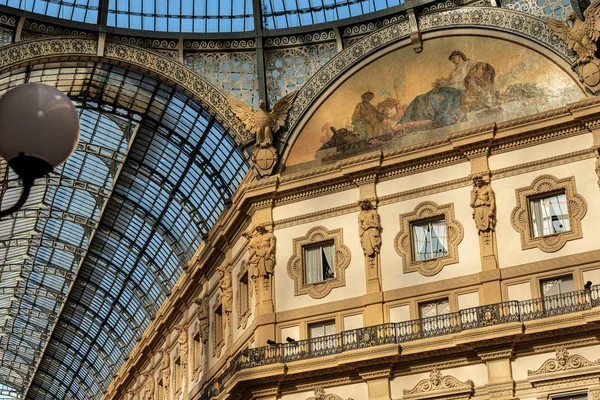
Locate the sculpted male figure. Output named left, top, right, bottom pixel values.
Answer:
left=358, top=200, right=382, bottom=259
left=470, top=176, right=496, bottom=233
left=217, top=265, right=233, bottom=316
left=245, top=225, right=276, bottom=280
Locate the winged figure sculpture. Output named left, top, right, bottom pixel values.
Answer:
left=547, top=3, right=600, bottom=64
left=228, top=91, right=297, bottom=148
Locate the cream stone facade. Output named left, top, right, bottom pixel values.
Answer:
left=3, top=0, right=600, bottom=398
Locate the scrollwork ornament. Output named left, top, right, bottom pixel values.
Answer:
left=527, top=347, right=600, bottom=375
left=306, top=387, right=354, bottom=400
left=404, top=369, right=474, bottom=396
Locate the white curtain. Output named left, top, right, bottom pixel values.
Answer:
left=305, top=246, right=323, bottom=284
left=531, top=194, right=570, bottom=237
left=430, top=220, right=448, bottom=256
left=413, top=224, right=428, bottom=261
left=322, top=244, right=336, bottom=278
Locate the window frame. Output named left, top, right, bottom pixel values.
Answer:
left=511, top=175, right=586, bottom=253
left=394, top=201, right=463, bottom=276
left=411, top=217, right=449, bottom=262
left=303, top=240, right=337, bottom=284
left=528, top=190, right=571, bottom=238
left=212, top=299, right=225, bottom=358
left=287, top=226, right=351, bottom=299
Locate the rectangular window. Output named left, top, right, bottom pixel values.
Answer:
left=541, top=275, right=575, bottom=312
left=304, top=241, right=336, bottom=284
left=419, top=299, right=451, bottom=333
left=308, top=320, right=337, bottom=352
left=157, top=379, right=164, bottom=400
left=193, top=331, right=202, bottom=374
left=215, top=305, right=223, bottom=344
left=529, top=192, right=570, bottom=237
left=174, top=357, right=182, bottom=394
left=550, top=391, right=588, bottom=400
left=412, top=219, right=448, bottom=261
left=240, top=272, right=249, bottom=313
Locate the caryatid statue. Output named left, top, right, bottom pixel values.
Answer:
left=194, top=295, right=209, bottom=343
left=243, top=225, right=276, bottom=281
left=228, top=92, right=297, bottom=176
left=470, top=176, right=496, bottom=235
left=140, top=372, right=154, bottom=400
left=358, top=200, right=382, bottom=266
left=217, top=265, right=233, bottom=317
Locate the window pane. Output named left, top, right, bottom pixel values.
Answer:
left=304, top=242, right=335, bottom=284
left=541, top=275, right=574, bottom=297
left=530, top=193, right=570, bottom=237
left=412, top=219, right=448, bottom=261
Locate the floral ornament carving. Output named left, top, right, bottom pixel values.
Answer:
left=287, top=226, right=351, bottom=299
left=358, top=200, right=382, bottom=268
left=527, top=348, right=600, bottom=376
left=394, top=201, right=464, bottom=276
left=306, top=387, right=354, bottom=400
left=404, top=369, right=474, bottom=399
left=511, top=175, right=586, bottom=253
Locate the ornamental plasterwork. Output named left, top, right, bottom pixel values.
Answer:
left=287, top=226, right=351, bottom=299
left=283, top=7, right=575, bottom=141
left=510, top=175, right=586, bottom=253
left=394, top=201, right=464, bottom=276
left=236, top=260, right=253, bottom=329
left=306, top=387, right=354, bottom=400
left=0, top=37, right=248, bottom=145
left=184, top=39, right=256, bottom=50
left=403, top=369, right=474, bottom=400
left=528, top=348, right=600, bottom=376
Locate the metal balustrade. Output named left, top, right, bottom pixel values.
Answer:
left=198, top=286, right=600, bottom=399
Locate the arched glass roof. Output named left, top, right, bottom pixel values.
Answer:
left=0, top=0, right=404, bottom=32
left=0, top=61, right=248, bottom=399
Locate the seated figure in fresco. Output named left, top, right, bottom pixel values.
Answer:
left=352, top=91, right=386, bottom=140
left=399, top=50, right=497, bottom=127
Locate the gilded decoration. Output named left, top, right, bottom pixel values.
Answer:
left=546, top=0, right=600, bottom=93
left=229, top=91, right=297, bottom=176
left=528, top=348, right=600, bottom=376
left=236, top=260, right=253, bottom=329
left=287, top=226, right=351, bottom=299
left=212, top=294, right=226, bottom=358
left=394, top=201, right=464, bottom=276
left=306, top=387, right=354, bottom=400
left=403, top=369, right=474, bottom=400
left=510, top=175, right=587, bottom=252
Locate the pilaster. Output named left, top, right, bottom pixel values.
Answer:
left=359, top=368, right=392, bottom=400
left=478, top=347, right=517, bottom=400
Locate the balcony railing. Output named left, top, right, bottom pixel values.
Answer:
left=198, top=285, right=600, bottom=400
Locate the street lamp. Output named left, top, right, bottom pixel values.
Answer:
left=0, top=83, right=80, bottom=218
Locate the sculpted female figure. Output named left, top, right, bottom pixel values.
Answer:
left=358, top=200, right=382, bottom=260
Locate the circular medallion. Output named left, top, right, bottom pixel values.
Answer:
left=582, top=61, right=600, bottom=87
left=255, top=147, right=277, bottom=170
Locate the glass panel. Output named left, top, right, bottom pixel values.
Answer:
left=304, top=241, right=335, bottom=284
left=530, top=193, right=570, bottom=237
left=412, top=219, right=448, bottom=261
left=419, top=299, right=450, bottom=333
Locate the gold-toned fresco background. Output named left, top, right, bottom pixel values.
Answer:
left=285, top=36, right=584, bottom=169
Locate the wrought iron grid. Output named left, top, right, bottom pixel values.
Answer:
left=0, top=61, right=248, bottom=399
left=200, top=286, right=600, bottom=400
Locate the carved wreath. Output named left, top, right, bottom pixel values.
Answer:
left=287, top=226, right=351, bottom=299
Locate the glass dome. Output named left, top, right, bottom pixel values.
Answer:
left=0, top=0, right=405, bottom=32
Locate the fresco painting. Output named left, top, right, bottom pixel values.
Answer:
left=285, top=36, right=585, bottom=169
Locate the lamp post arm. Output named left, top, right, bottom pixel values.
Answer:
left=0, top=178, right=33, bottom=218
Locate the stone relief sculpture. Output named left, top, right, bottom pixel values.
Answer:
left=160, top=350, right=170, bottom=395
left=547, top=0, right=600, bottom=93
left=358, top=200, right=382, bottom=268
left=174, top=325, right=188, bottom=363
left=194, top=296, right=210, bottom=343
left=217, top=265, right=233, bottom=319
left=528, top=347, right=600, bottom=375
left=404, top=369, right=474, bottom=398
left=140, top=372, right=154, bottom=400
left=470, top=176, right=495, bottom=237
left=306, top=387, right=354, bottom=400
left=228, top=92, right=297, bottom=176
left=243, top=225, right=276, bottom=282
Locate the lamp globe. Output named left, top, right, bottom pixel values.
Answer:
left=0, top=83, right=79, bottom=182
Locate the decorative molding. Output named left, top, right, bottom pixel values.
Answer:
left=287, top=226, right=351, bottom=299
left=403, top=369, right=474, bottom=400
left=510, top=175, right=587, bottom=253
left=306, top=387, right=354, bottom=400
left=236, top=260, right=253, bottom=329
left=528, top=348, right=600, bottom=376
left=394, top=201, right=464, bottom=276
left=184, top=39, right=256, bottom=50
left=274, top=203, right=360, bottom=230
left=265, top=31, right=336, bottom=47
